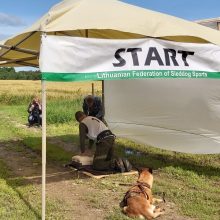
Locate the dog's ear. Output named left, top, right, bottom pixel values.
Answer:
left=148, top=168, right=153, bottom=174
left=136, top=167, right=153, bottom=174
left=135, top=167, right=143, bottom=174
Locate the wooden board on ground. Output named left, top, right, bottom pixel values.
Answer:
left=80, top=170, right=138, bottom=179
left=67, top=164, right=138, bottom=179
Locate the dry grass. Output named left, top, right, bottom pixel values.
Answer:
left=0, top=80, right=102, bottom=99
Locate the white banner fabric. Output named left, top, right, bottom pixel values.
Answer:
left=105, top=79, right=220, bottom=154
left=40, top=35, right=220, bottom=81
left=40, top=35, right=220, bottom=153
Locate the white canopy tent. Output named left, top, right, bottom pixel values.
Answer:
left=1, top=0, right=220, bottom=219
left=2, top=0, right=220, bottom=67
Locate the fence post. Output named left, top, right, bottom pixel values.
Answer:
left=92, top=83, right=94, bottom=96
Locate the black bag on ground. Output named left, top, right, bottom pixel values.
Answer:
left=114, top=157, right=132, bottom=173
left=122, top=158, right=132, bottom=172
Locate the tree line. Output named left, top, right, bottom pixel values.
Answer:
left=0, top=67, right=41, bottom=80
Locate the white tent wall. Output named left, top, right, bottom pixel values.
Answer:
left=105, top=79, right=220, bottom=154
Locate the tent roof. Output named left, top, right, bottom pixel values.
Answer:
left=1, top=0, right=220, bottom=67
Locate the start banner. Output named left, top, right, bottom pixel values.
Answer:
left=40, top=35, right=220, bottom=81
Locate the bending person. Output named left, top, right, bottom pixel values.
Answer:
left=75, top=111, right=115, bottom=171
left=75, top=111, right=132, bottom=172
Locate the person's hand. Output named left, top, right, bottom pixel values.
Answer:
left=79, top=152, right=87, bottom=156
left=30, top=104, right=35, bottom=110
left=79, top=149, right=94, bottom=156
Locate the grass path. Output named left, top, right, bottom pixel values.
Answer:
left=0, top=106, right=219, bottom=219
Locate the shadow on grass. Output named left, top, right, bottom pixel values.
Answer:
left=116, top=143, right=220, bottom=178
left=0, top=134, right=85, bottom=185
left=0, top=159, right=41, bottom=219
left=1, top=134, right=220, bottom=186
left=6, top=178, right=42, bottom=220
left=0, top=134, right=92, bottom=219
left=22, top=133, right=220, bottom=179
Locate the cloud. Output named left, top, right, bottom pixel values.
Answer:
left=0, top=33, right=11, bottom=41
left=0, top=12, right=26, bottom=27
left=15, top=67, right=39, bottom=72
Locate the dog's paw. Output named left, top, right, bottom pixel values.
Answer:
left=153, top=198, right=163, bottom=203
left=154, top=207, right=165, bottom=213
left=122, top=206, right=128, bottom=213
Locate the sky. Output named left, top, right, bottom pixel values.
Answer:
left=1, top=0, right=220, bottom=41
left=0, top=0, right=220, bottom=70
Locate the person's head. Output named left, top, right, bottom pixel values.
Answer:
left=75, top=111, right=86, bottom=122
left=85, top=95, right=94, bottom=108
left=32, top=96, right=40, bottom=104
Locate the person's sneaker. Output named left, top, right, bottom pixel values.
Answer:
left=122, top=158, right=132, bottom=172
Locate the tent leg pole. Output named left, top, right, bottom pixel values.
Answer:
left=41, top=80, right=47, bottom=220
left=102, top=80, right=105, bottom=116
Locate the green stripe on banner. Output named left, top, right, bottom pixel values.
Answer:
left=41, top=70, right=220, bottom=81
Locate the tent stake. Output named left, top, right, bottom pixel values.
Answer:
left=41, top=80, right=47, bottom=220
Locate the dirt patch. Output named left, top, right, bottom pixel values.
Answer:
left=0, top=140, right=106, bottom=220
left=48, top=137, right=78, bottom=153
left=0, top=140, right=195, bottom=220
left=158, top=202, right=193, bottom=220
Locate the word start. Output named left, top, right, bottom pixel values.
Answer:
left=112, top=47, right=195, bottom=67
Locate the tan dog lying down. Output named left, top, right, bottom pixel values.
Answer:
left=72, top=155, right=94, bottom=166
left=120, top=168, right=164, bottom=219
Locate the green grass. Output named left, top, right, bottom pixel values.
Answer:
left=154, top=166, right=220, bottom=219
left=0, top=92, right=34, bottom=105
left=47, top=98, right=82, bottom=124
left=0, top=97, right=220, bottom=220
left=0, top=159, right=67, bottom=220
left=1, top=97, right=83, bottom=125
left=0, top=108, right=74, bottom=164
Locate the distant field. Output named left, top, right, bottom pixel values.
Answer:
left=0, top=80, right=102, bottom=123
left=0, top=80, right=102, bottom=104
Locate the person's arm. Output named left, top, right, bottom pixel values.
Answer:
left=79, top=123, right=88, bottom=153
left=82, top=99, right=88, bottom=115
left=27, top=103, right=31, bottom=113
left=95, top=98, right=104, bottom=119
left=27, top=102, right=34, bottom=113
left=37, top=102, right=42, bottom=111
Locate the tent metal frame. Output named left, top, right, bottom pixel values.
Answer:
left=41, top=80, right=46, bottom=220
left=0, top=31, right=39, bottom=67
left=0, top=56, right=38, bottom=66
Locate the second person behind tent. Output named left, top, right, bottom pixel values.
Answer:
left=82, top=95, right=104, bottom=121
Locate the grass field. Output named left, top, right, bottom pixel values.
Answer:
left=0, top=80, right=219, bottom=220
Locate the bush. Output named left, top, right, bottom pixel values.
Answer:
left=0, top=67, right=40, bottom=80
left=47, top=98, right=83, bottom=124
